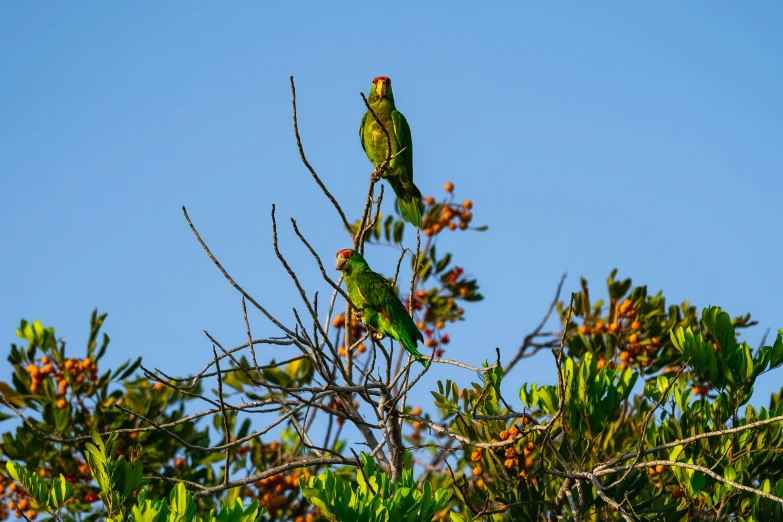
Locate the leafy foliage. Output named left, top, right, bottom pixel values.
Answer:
left=301, top=453, right=450, bottom=522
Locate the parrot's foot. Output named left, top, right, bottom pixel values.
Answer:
left=372, top=331, right=385, bottom=340
left=371, top=163, right=389, bottom=182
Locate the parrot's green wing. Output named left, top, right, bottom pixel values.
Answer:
left=355, top=272, right=426, bottom=364
left=359, top=112, right=368, bottom=154
left=391, top=110, right=413, bottom=180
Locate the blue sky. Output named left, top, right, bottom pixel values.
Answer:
left=2, top=2, right=782, bottom=412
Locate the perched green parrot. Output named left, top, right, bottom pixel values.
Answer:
left=335, top=248, right=428, bottom=366
left=360, top=76, right=423, bottom=227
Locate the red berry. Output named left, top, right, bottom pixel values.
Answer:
left=441, top=334, right=450, bottom=344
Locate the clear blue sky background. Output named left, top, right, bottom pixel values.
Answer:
left=2, top=3, right=782, bottom=411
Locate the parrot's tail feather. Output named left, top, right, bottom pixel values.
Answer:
left=399, top=332, right=428, bottom=367
left=398, top=197, right=423, bottom=228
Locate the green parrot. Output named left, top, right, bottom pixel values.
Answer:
left=360, top=76, right=423, bottom=227
left=336, top=248, right=428, bottom=366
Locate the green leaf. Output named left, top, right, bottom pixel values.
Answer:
left=690, top=472, right=706, bottom=491
left=47, top=475, right=73, bottom=510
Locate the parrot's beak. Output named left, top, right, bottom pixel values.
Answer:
left=336, top=256, right=346, bottom=271
left=377, top=81, right=388, bottom=98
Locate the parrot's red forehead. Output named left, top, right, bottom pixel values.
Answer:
left=373, top=76, right=391, bottom=84
left=337, top=249, right=353, bottom=258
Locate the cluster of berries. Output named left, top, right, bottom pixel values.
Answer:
left=26, top=356, right=98, bottom=405
left=421, top=182, right=473, bottom=237
left=470, top=419, right=538, bottom=486
left=2, top=477, right=36, bottom=520
left=328, top=398, right=360, bottom=425
left=578, top=299, right=664, bottom=371
left=252, top=469, right=314, bottom=520
left=416, top=314, right=450, bottom=357
left=408, top=406, right=424, bottom=442
left=331, top=314, right=369, bottom=357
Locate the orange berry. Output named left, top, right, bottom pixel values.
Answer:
left=447, top=222, right=456, bottom=230
left=648, top=467, right=657, bottom=476
left=631, top=320, right=641, bottom=330
left=462, top=200, right=473, bottom=210
left=712, top=342, right=720, bottom=352
left=25, top=511, right=36, bottom=520
left=618, top=363, right=628, bottom=371
left=356, top=343, right=367, bottom=353
left=412, top=406, right=422, bottom=415
left=651, top=337, right=660, bottom=346
left=16, top=499, right=28, bottom=510
left=499, top=430, right=510, bottom=440
left=508, top=426, right=519, bottom=437
left=608, top=323, right=620, bottom=333
left=655, top=464, right=665, bottom=474
left=459, top=287, right=468, bottom=296
left=470, top=451, right=482, bottom=463
left=435, top=320, right=445, bottom=329
left=40, top=357, right=50, bottom=365
left=425, top=196, right=435, bottom=206
left=412, top=421, right=422, bottom=430
left=691, top=386, right=701, bottom=396
left=595, top=321, right=605, bottom=332
left=518, top=469, right=527, bottom=479
left=444, top=182, right=454, bottom=192
left=332, top=315, right=345, bottom=328
left=457, top=307, right=465, bottom=315
left=432, top=223, right=442, bottom=233
left=153, top=382, right=165, bottom=393
left=458, top=222, right=468, bottom=230
left=460, top=211, right=473, bottom=223
left=629, top=334, right=639, bottom=343
left=337, top=348, right=347, bottom=357
left=504, top=448, right=517, bottom=458
left=596, top=359, right=606, bottom=370
left=472, top=465, right=483, bottom=476
left=416, top=289, right=427, bottom=299
left=423, top=227, right=433, bottom=236
left=525, top=441, right=535, bottom=451
left=619, top=351, right=630, bottom=362
left=524, top=457, right=535, bottom=470
left=56, top=399, right=67, bottom=409
left=475, top=478, right=485, bottom=488
left=578, top=325, right=588, bottom=334
left=504, top=458, right=516, bottom=469
left=26, top=364, right=39, bottom=376
left=424, top=338, right=437, bottom=348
